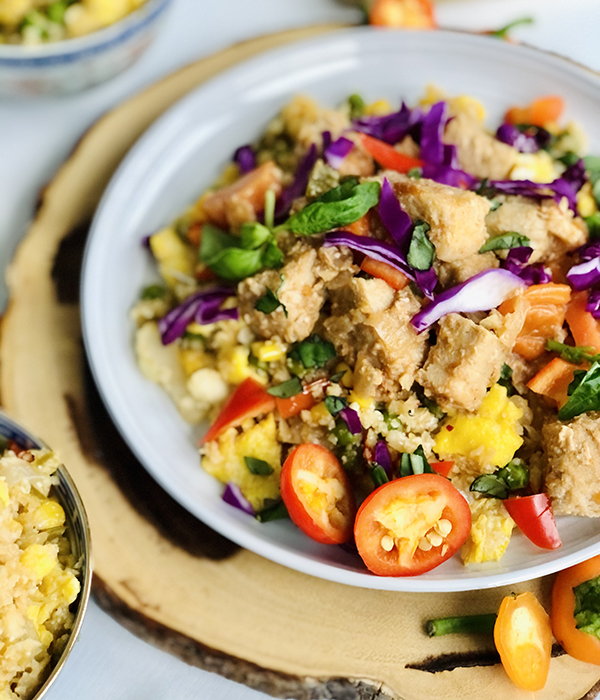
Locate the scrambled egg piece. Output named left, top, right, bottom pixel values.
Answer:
left=201, top=414, right=281, bottom=511
left=462, top=498, right=515, bottom=564
left=434, top=384, right=523, bottom=468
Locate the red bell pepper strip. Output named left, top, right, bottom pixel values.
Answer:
left=357, top=132, right=423, bottom=173
left=200, top=377, right=275, bottom=444
left=504, top=493, right=562, bottom=550
left=430, top=460, right=454, bottom=478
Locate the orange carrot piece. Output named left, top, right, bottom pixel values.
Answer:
left=527, top=357, right=578, bottom=408
left=360, top=257, right=409, bottom=290
left=345, top=214, right=371, bottom=237
left=505, top=95, right=564, bottom=127
left=565, top=291, right=600, bottom=354
left=368, top=0, right=437, bottom=28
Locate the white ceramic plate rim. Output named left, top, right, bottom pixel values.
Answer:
left=82, top=26, right=600, bottom=592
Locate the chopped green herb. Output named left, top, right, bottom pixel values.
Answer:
left=141, top=284, right=167, bottom=300
left=407, top=167, right=422, bottom=180
left=255, top=499, right=289, bottom=522
left=332, top=419, right=360, bottom=447
left=470, top=458, right=529, bottom=499
left=348, top=94, right=365, bottom=120
left=399, top=445, right=433, bottom=477
left=329, top=370, right=346, bottom=383
left=585, top=212, right=600, bottom=240
left=244, top=456, right=274, bottom=476
left=489, top=199, right=502, bottom=212
left=574, top=575, right=600, bottom=640
left=413, top=384, right=445, bottom=420
left=470, top=474, right=509, bottom=499
left=498, top=363, right=515, bottom=396
left=267, top=377, right=303, bottom=399
left=255, top=288, right=286, bottom=315
left=558, top=151, right=581, bottom=168
left=546, top=339, right=597, bottom=365
left=479, top=232, right=530, bottom=253
left=407, top=221, right=435, bottom=271
left=559, top=362, right=600, bottom=420
left=324, top=395, right=348, bottom=417
left=280, top=179, right=381, bottom=235
left=288, top=334, right=336, bottom=369
left=370, top=464, right=389, bottom=488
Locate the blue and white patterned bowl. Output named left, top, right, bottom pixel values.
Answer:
left=0, top=410, right=92, bottom=699
left=0, top=0, right=172, bottom=96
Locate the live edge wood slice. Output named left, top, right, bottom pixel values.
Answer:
left=2, top=24, right=600, bottom=700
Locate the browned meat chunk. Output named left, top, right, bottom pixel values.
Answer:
left=417, top=314, right=507, bottom=412
left=444, top=111, right=518, bottom=180
left=543, top=413, right=600, bottom=517
left=323, top=277, right=427, bottom=399
left=485, top=195, right=587, bottom=263
left=384, top=171, right=491, bottom=262
left=237, top=240, right=355, bottom=343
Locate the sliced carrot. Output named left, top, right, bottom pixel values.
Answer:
left=368, top=0, right=436, bottom=28
left=357, top=132, right=423, bottom=173
left=202, top=161, right=282, bottom=230
left=504, top=95, right=564, bottom=127
left=360, top=257, right=409, bottom=290
left=275, top=391, right=316, bottom=420
left=526, top=357, right=579, bottom=408
left=345, top=214, right=371, bottom=237
left=498, top=283, right=571, bottom=361
left=565, top=290, right=600, bottom=353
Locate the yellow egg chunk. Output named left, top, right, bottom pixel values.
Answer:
left=201, top=413, right=281, bottom=511
left=434, top=384, right=523, bottom=468
left=462, top=498, right=515, bottom=564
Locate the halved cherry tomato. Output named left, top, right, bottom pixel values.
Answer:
left=354, top=474, right=471, bottom=576
left=430, top=460, right=454, bottom=478
left=200, top=377, right=275, bottom=445
left=504, top=493, right=562, bottom=550
left=551, top=555, right=600, bottom=665
left=369, top=0, right=437, bottom=29
left=280, top=444, right=356, bottom=545
left=357, top=132, right=423, bottom=173
left=494, top=591, right=552, bottom=691
left=360, top=257, right=409, bottom=290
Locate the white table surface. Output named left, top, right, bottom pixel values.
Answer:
left=3, top=0, right=600, bottom=698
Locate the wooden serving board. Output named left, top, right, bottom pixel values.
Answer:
left=3, top=24, right=600, bottom=700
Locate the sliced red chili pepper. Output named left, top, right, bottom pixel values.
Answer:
left=503, top=493, right=562, bottom=550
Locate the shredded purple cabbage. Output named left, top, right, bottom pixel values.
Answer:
left=420, top=102, right=455, bottom=166
left=579, top=239, right=600, bottom=261
left=340, top=406, right=362, bottom=435
left=421, top=162, right=478, bottom=189
left=324, top=135, right=354, bottom=170
left=158, top=286, right=238, bottom=344
left=410, top=268, right=526, bottom=333
left=275, top=143, right=318, bottom=219
left=503, top=247, right=552, bottom=285
left=566, top=257, right=600, bottom=291
left=222, top=482, right=255, bottom=515
left=352, top=102, right=422, bottom=144
left=495, top=123, right=551, bottom=153
left=233, top=145, right=256, bottom=174
left=378, top=177, right=412, bottom=250
left=486, top=173, right=581, bottom=213
left=374, top=440, right=392, bottom=477
left=587, top=289, right=600, bottom=319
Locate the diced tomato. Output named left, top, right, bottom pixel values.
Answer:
left=503, top=493, right=562, bottom=550
left=551, top=555, right=600, bottom=665
left=354, top=474, right=471, bottom=576
left=357, top=132, right=423, bottom=173
left=202, top=161, right=282, bottom=230
left=280, top=444, right=356, bottom=545
left=275, top=391, right=316, bottom=420
left=360, top=257, right=409, bottom=290
left=494, top=591, right=552, bottom=691
left=369, top=0, right=436, bottom=29
left=200, top=377, right=275, bottom=445
left=430, top=460, right=454, bottom=478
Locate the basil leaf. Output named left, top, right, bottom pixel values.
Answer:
left=370, top=464, right=389, bottom=488
left=558, top=362, right=600, bottom=420
left=255, top=288, right=285, bottom=315
left=546, top=339, right=598, bottom=365
left=282, top=180, right=381, bottom=235
left=289, top=334, right=337, bottom=369
left=324, top=395, right=348, bottom=416
left=584, top=155, right=600, bottom=185
left=267, top=377, right=302, bottom=398
left=400, top=445, right=433, bottom=477
left=261, top=240, right=284, bottom=269
left=479, top=232, right=530, bottom=253
left=240, top=222, right=272, bottom=249
left=413, top=384, right=445, bottom=420
left=204, top=247, right=264, bottom=282
left=255, top=499, right=289, bottom=522
left=244, top=456, right=274, bottom=476
left=470, top=474, right=509, bottom=499
left=329, top=370, right=345, bottom=383
left=496, top=459, right=529, bottom=491
left=200, top=223, right=238, bottom=260
left=498, top=363, right=515, bottom=396
left=407, top=221, right=435, bottom=271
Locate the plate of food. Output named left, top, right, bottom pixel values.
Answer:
left=81, top=25, right=600, bottom=591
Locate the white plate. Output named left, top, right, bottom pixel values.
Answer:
left=82, top=26, right=600, bottom=592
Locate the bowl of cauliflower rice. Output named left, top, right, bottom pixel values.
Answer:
left=0, top=0, right=172, bottom=95
left=0, top=411, right=91, bottom=699
left=82, top=27, right=600, bottom=591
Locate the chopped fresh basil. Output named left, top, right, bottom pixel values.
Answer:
left=498, top=363, right=515, bottom=396
left=370, top=464, right=389, bottom=488
left=255, top=499, right=289, bottom=522
left=558, top=362, right=600, bottom=421
left=407, top=167, right=422, bottom=180
left=489, top=199, right=502, bottom=212
left=574, top=575, right=600, bottom=640
left=559, top=151, right=582, bottom=168
left=324, top=395, right=348, bottom=417
left=479, top=232, right=530, bottom=253
left=586, top=212, right=600, bottom=240
left=329, top=370, right=346, bottom=383
left=240, top=221, right=272, bottom=249
left=255, top=288, right=286, bottom=316
left=470, top=459, right=530, bottom=498
left=470, top=474, right=509, bottom=499
left=348, top=94, right=365, bottom=120
left=267, top=377, right=303, bottom=399
left=280, top=179, right=381, bottom=235
left=413, top=384, right=445, bottom=420
left=141, top=284, right=167, bottom=300
left=407, top=221, right=435, bottom=271
left=399, top=445, right=433, bottom=477
left=332, top=418, right=360, bottom=447
left=244, top=456, right=274, bottom=476
left=546, top=339, right=598, bottom=365
left=288, top=334, right=336, bottom=370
